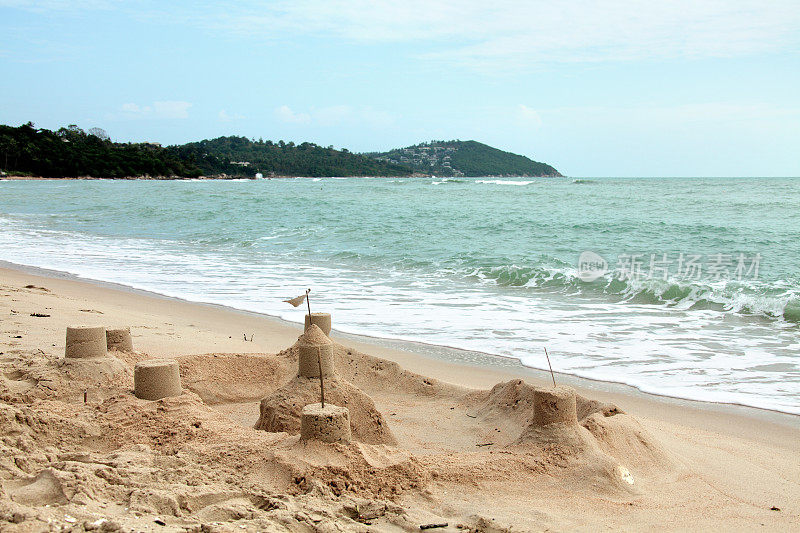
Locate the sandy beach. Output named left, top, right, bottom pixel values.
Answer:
left=0, top=264, right=798, bottom=532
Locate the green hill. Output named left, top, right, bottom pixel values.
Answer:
left=366, top=140, right=561, bottom=177
left=170, top=136, right=411, bottom=178
left=0, top=124, right=560, bottom=179
left=0, top=123, right=200, bottom=179
left=0, top=124, right=413, bottom=178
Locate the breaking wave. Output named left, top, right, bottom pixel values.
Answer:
left=465, top=260, right=800, bottom=323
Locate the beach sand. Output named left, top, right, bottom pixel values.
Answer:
left=0, top=264, right=798, bottom=531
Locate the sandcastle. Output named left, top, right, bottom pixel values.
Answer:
left=304, top=312, right=332, bottom=336
left=134, top=359, right=182, bottom=401
left=514, top=384, right=603, bottom=451
left=300, top=403, right=352, bottom=443
left=255, top=324, right=395, bottom=445
left=62, top=326, right=128, bottom=382
left=106, top=327, right=134, bottom=352
left=515, top=385, right=581, bottom=441
left=65, top=326, right=108, bottom=359
left=298, top=323, right=335, bottom=377
left=533, top=385, right=579, bottom=426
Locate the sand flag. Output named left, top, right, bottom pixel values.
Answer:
left=284, top=293, right=307, bottom=307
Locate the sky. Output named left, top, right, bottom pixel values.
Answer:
left=1, top=0, right=799, bottom=177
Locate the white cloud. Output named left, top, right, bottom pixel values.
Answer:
left=312, top=105, right=349, bottom=126
left=119, top=100, right=192, bottom=119
left=153, top=101, right=191, bottom=119
left=191, top=0, right=800, bottom=68
left=518, top=105, right=542, bottom=127
left=274, top=104, right=395, bottom=127
left=275, top=105, right=311, bottom=124
left=218, top=109, right=245, bottom=122
left=25, top=1, right=796, bottom=69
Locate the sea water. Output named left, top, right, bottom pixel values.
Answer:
left=1, top=176, right=798, bottom=413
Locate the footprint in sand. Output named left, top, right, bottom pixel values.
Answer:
left=23, top=285, right=50, bottom=292
left=2, top=370, right=38, bottom=393
left=8, top=470, right=68, bottom=506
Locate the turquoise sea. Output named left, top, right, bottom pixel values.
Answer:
left=1, top=176, right=798, bottom=413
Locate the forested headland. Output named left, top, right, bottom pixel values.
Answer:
left=0, top=123, right=561, bottom=179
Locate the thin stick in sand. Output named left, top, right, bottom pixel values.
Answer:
left=306, top=288, right=325, bottom=408
left=544, top=347, right=556, bottom=387
left=317, top=346, right=325, bottom=408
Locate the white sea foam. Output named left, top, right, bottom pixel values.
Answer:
left=1, top=217, right=797, bottom=415
left=475, top=179, right=534, bottom=185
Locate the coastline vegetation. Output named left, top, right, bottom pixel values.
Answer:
left=0, top=122, right=561, bottom=179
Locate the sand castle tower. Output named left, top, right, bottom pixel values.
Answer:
left=301, top=403, right=352, bottom=443
left=296, top=326, right=350, bottom=442
left=134, top=359, right=182, bottom=401
left=298, top=324, right=335, bottom=377
left=65, top=326, right=108, bottom=359
left=304, top=312, right=332, bottom=336
left=106, top=327, right=134, bottom=352
left=514, top=385, right=591, bottom=449
left=533, top=385, right=579, bottom=426
left=255, top=324, right=395, bottom=445
left=62, top=326, right=127, bottom=384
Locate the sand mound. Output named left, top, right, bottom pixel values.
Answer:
left=581, top=412, right=673, bottom=473
left=576, top=394, right=625, bottom=420
left=466, top=379, right=623, bottom=426
left=492, top=384, right=669, bottom=494
left=332, top=342, right=460, bottom=397
left=178, top=353, right=293, bottom=404
left=58, top=355, right=129, bottom=385
left=254, top=376, right=397, bottom=445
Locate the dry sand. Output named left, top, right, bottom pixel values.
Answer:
left=0, top=264, right=798, bottom=532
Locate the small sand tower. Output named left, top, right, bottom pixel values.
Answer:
left=514, top=384, right=586, bottom=447
left=304, top=312, right=332, bottom=336
left=533, top=385, right=579, bottom=426
left=65, top=326, right=108, bottom=359
left=106, top=327, right=134, bottom=352
left=298, top=324, right=335, bottom=378
left=301, top=403, right=352, bottom=443
left=62, top=325, right=128, bottom=383
left=134, top=359, right=182, bottom=401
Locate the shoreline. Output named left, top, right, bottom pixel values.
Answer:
left=2, top=259, right=797, bottom=439
left=1, top=174, right=563, bottom=181
left=2, top=259, right=799, bottom=530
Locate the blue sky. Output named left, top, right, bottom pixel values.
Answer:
left=1, top=0, right=799, bottom=176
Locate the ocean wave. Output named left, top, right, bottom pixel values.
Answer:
left=572, top=179, right=598, bottom=184
left=467, top=261, right=800, bottom=323
left=431, top=178, right=466, bottom=185
left=475, top=179, right=534, bottom=186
